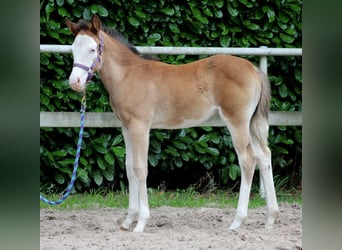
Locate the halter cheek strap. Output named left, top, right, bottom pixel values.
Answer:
left=73, top=33, right=104, bottom=83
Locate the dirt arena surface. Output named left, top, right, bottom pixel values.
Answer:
left=40, top=202, right=301, bottom=250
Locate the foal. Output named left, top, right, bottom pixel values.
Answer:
left=66, top=15, right=279, bottom=232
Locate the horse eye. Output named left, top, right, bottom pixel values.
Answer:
left=90, top=49, right=96, bottom=53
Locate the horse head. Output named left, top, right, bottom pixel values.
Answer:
left=66, top=15, right=104, bottom=92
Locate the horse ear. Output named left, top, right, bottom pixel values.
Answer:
left=91, top=15, right=102, bottom=34
left=65, top=19, right=80, bottom=35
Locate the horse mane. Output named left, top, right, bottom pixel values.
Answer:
left=76, top=20, right=157, bottom=61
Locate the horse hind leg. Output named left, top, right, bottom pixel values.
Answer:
left=224, top=122, right=257, bottom=230
left=256, top=147, right=279, bottom=229
left=254, top=142, right=279, bottom=228
left=251, top=117, right=279, bottom=229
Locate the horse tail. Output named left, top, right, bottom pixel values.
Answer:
left=250, top=69, right=271, bottom=145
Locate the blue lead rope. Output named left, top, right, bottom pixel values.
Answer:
left=40, top=94, right=86, bottom=205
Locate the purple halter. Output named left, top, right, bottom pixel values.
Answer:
left=73, top=33, right=104, bottom=83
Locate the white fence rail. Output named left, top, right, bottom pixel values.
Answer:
left=40, top=46, right=302, bottom=127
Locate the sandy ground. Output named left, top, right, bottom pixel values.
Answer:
left=40, top=202, right=301, bottom=250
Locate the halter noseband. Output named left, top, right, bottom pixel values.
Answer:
left=73, top=33, right=104, bottom=83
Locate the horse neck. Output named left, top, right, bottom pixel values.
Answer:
left=98, top=31, right=141, bottom=88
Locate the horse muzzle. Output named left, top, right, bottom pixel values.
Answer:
left=69, top=74, right=86, bottom=93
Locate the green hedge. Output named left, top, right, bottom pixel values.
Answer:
left=40, top=0, right=302, bottom=192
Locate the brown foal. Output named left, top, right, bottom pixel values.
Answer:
left=66, top=15, right=279, bottom=232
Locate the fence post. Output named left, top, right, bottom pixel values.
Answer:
left=258, top=46, right=268, bottom=198
left=259, top=46, right=268, bottom=76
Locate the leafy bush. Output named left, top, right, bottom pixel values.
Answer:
left=40, top=0, right=302, bottom=193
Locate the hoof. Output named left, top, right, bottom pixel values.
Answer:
left=119, top=225, right=130, bottom=231
left=229, top=216, right=246, bottom=230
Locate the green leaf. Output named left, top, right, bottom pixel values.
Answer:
left=180, top=151, right=190, bottom=161
left=103, top=167, right=114, bottom=181
left=134, top=10, right=146, bottom=18
left=150, top=139, right=161, bottom=153
left=169, top=23, right=180, bottom=33
left=210, top=134, right=220, bottom=144
left=230, top=27, right=242, bottom=33
left=194, top=144, right=206, bottom=154
left=80, top=157, right=88, bottom=167
left=228, top=151, right=236, bottom=162
left=56, top=0, right=64, bottom=7
left=93, top=144, right=107, bottom=154
left=112, top=134, right=123, bottom=146
left=90, top=4, right=97, bottom=14
left=215, top=0, right=224, bottom=8
left=112, top=146, right=126, bottom=158
left=58, top=7, right=67, bottom=16
left=174, top=158, right=183, bottom=168
left=104, top=152, right=115, bottom=165
left=218, top=156, right=227, bottom=165
left=41, top=94, right=49, bottom=106
left=279, top=11, right=289, bottom=23
left=148, top=33, right=161, bottom=42
left=173, top=140, right=187, bottom=150
left=295, top=68, right=302, bottom=82
left=97, top=5, right=108, bottom=17
left=97, top=156, right=107, bottom=170
left=243, top=20, right=260, bottom=31
left=201, top=127, right=212, bottom=132
left=279, top=84, right=288, bottom=98
left=53, top=150, right=67, bottom=157
left=229, top=164, right=240, bottom=181
left=284, top=28, right=297, bottom=36
left=197, top=134, right=210, bottom=146
left=54, top=173, right=65, bottom=184
left=255, top=36, right=271, bottom=45
left=161, top=7, right=174, bottom=16
left=149, top=154, right=159, bottom=167
left=40, top=55, right=50, bottom=65
left=77, top=168, right=89, bottom=184
left=221, top=166, right=230, bottom=184
left=273, top=145, right=289, bottom=154
left=165, top=146, right=180, bottom=157
left=93, top=170, right=103, bottom=186
left=267, top=9, right=276, bottom=22
left=294, top=129, right=302, bottom=143
left=255, top=9, right=264, bottom=19
left=271, top=37, right=282, bottom=45
left=219, top=35, right=231, bottom=47
left=239, top=0, right=253, bottom=7
left=192, top=8, right=209, bottom=24
left=83, top=8, right=92, bottom=20
left=280, top=33, right=295, bottom=43
left=207, top=147, right=219, bottom=156
left=128, top=16, right=140, bottom=27
left=72, top=7, right=82, bottom=18
left=214, top=9, right=223, bottom=18
left=228, top=7, right=238, bottom=17
left=289, top=4, right=301, bottom=14
left=203, top=8, right=213, bottom=17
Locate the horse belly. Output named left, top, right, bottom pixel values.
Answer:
left=151, top=105, right=218, bottom=129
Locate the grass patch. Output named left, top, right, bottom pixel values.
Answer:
left=40, top=187, right=301, bottom=210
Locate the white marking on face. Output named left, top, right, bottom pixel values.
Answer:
left=69, top=34, right=98, bottom=92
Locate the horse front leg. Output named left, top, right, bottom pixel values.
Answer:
left=122, top=121, right=150, bottom=232
left=120, top=127, right=139, bottom=230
